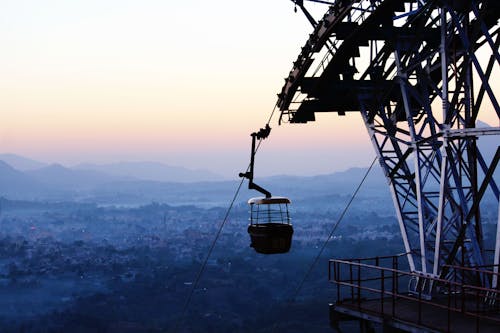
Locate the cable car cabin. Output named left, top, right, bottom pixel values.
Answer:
left=240, top=125, right=293, bottom=254
left=247, top=196, right=293, bottom=254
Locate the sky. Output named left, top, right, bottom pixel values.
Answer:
left=0, top=0, right=497, bottom=177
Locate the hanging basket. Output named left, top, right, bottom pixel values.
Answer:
left=247, top=197, right=293, bottom=254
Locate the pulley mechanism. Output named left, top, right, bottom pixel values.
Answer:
left=239, top=125, right=293, bottom=254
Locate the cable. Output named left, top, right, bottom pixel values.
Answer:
left=266, top=103, right=278, bottom=126
left=271, top=156, right=378, bottom=332
left=173, top=176, right=245, bottom=332
left=173, top=105, right=277, bottom=332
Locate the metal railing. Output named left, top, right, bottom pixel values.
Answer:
left=329, top=255, right=500, bottom=332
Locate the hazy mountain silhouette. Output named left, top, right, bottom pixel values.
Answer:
left=0, top=144, right=497, bottom=206
left=0, top=157, right=390, bottom=206
left=259, top=166, right=386, bottom=198
left=0, top=153, right=47, bottom=170
left=25, top=164, right=130, bottom=190
left=74, top=161, right=225, bottom=183
left=0, top=160, right=50, bottom=199
left=85, top=166, right=390, bottom=207
left=0, top=154, right=225, bottom=183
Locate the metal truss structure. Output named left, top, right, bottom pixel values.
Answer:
left=278, top=0, right=500, bottom=294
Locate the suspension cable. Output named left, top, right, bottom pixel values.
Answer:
left=271, top=156, right=378, bottom=332
left=266, top=103, right=278, bottom=126
left=174, top=104, right=278, bottom=332
left=173, top=175, right=245, bottom=332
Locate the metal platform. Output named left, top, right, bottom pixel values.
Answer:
left=329, top=255, right=500, bottom=332
left=330, top=297, right=500, bottom=333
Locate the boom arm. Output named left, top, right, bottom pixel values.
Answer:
left=239, top=125, right=272, bottom=198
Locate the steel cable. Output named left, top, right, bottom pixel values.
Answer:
left=173, top=104, right=277, bottom=332
left=271, top=156, right=378, bottom=332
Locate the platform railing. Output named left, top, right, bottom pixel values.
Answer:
left=329, top=256, right=500, bottom=332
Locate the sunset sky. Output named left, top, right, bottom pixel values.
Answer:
left=1, top=1, right=497, bottom=177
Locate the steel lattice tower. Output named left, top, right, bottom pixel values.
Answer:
left=278, top=0, right=499, bottom=292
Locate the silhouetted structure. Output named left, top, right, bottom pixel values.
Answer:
left=247, top=197, right=293, bottom=254
left=281, top=0, right=500, bottom=331
left=240, top=126, right=294, bottom=254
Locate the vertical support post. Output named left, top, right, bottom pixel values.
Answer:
left=381, top=269, right=385, bottom=315
left=395, top=49, right=427, bottom=273
left=357, top=261, right=361, bottom=308
left=461, top=283, right=465, bottom=313
left=476, top=288, right=480, bottom=333
left=350, top=264, right=354, bottom=302
left=392, top=264, right=396, bottom=318
left=359, top=104, right=416, bottom=273
left=434, top=6, right=449, bottom=278
left=434, top=130, right=448, bottom=276
left=493, top=200, right=500, bottom=289
left=440, top=7, right=449, bottom=124
left=336, top=262, right=341, bottom=302
left=395, top=257, right=399, bottom=298
left=447, top=281, right=451, bottom=332
left=418, top=279, right=422, bottom=325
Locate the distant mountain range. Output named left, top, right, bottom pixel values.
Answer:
left=0, top=153, right=48, bottom=171
left=0, top=153, right=391, bottom=206
left=25, top=164, right=129, bottom=190
left=74, top=161, right=224, bottom=183
left=0, top=160, right=43, bottom=197
left=0, top=122, right=497, bottom=207
left=0, top=154, right=225, bottom=183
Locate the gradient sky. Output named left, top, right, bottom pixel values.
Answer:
left=1, top=1, right=498, bottom=177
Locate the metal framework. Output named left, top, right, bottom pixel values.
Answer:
left=279, top=0, right=500, bottom=293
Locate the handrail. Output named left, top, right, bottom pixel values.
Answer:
left=329, top=256, right=500, bottom=332
left=339, top=252, right=409, bottom=262
left=444, top=264, right=500, bottom=278
left=331, top=259, right=500, bottom=293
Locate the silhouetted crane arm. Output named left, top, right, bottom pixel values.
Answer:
left=239, top=125, right=272, bottom=198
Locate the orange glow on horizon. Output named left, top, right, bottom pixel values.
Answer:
left=0, top=1, right=497, bottom=176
